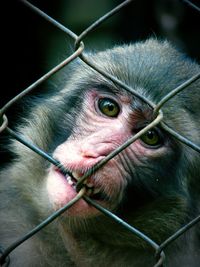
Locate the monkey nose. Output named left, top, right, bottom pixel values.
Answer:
left=81, top=142, right=114, bottom=158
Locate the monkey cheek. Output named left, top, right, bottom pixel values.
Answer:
left=46, top=170, right=74, bottom=209
left=46, top=169, right=101, bottom=217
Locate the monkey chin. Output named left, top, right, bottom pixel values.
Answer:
left=46, top=167, right=110, bottom=218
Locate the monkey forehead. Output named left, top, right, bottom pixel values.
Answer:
left=61, top=38, right=199, bottom=104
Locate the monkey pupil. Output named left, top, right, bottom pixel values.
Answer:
left=107, top=103, right=114, bottom=111
left=147, top=130, right=154, bottom=139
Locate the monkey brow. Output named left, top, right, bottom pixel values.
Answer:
left=81, top=78, right=136, bottom=99
left=92, top=83, right=120, bottom=94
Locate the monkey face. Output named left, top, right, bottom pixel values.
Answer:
left=45, top=87, right=175, bottom=219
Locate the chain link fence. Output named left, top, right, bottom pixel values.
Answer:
left=0, top=0, right=200, bottom=266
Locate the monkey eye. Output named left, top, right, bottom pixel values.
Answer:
left=140, top=129, right=162, bottom=147
left=97, top=98, right=120, bottom=117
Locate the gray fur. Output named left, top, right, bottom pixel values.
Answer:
left=0, top=39, right=200, bottom=266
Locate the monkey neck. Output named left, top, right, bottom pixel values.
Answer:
left=58, top=220, right=199, bottom=267
left=58, top=221, right=155, bottom=267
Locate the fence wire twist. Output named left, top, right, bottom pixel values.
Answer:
left=0, top=0, right=200, bottom=266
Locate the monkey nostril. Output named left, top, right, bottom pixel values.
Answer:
left=81, top=147, right=103, bottom=159
left=81, top=152, right=99, bottom=158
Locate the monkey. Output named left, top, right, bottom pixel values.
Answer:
left=0, top=39, right=200, bottom=267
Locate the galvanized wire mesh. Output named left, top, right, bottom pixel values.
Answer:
left=0, top=0, right=200, bottom=266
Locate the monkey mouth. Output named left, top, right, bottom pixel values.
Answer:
left=71, top=171, right=109, bottom=201
left=47, top=166, right=116, bottom=217
left=57, top=168, right=109, bottom=202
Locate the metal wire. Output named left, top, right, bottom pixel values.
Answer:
left=19, top=0, right=78, bottom=40
left=183, top=0, right=200, bottom=12
left=0, top=0, right=200, bottom=266
left=84, top=196, right=165, bottom=260
left=5, top=127, right=72, bottom=176
left=76, top=111, right=163, bottom=189
left=156, top=214, right=200, bottom=258
left=153, top=72, right=200, bottom=115
left=0, top=188, right=86, bottom=265
left=0, top=44, right=84, bottom=117
left=74, top=0, right=134, bottom=48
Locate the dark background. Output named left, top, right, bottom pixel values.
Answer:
left=1, top=0, right=200, bottom=164
left=2, top=0, right=200, bottom=106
